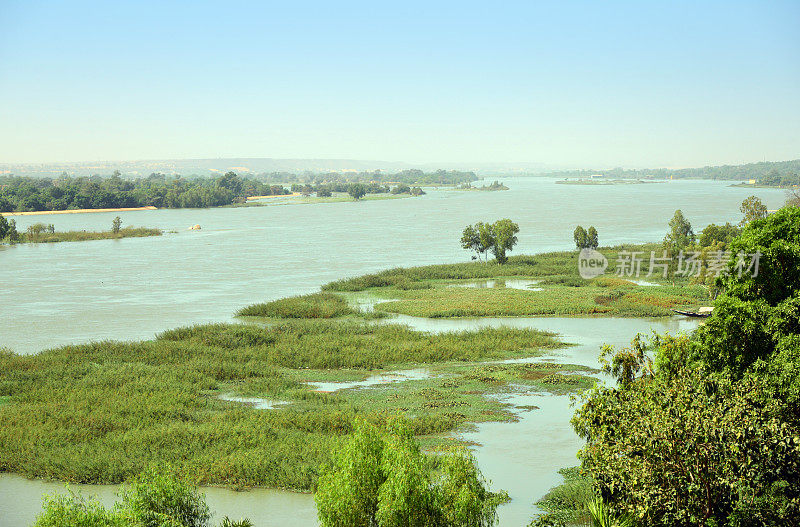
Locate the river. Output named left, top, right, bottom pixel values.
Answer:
left=0, top=177, right=785, bottom=525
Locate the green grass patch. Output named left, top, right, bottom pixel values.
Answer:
left=372, top=282, right=706, bottom=318
left=17, top=227, right=162, bottom=243
left=322, top=244, right=697, bottom=293
left=319, top=244, right=709, bottom=318
left=236, top=292, right=358, bottom=319
left=0, top=322, right=562, bottom=489
left=535, top=466, right=595, bottom=525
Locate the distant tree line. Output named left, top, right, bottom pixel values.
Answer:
left=260, top=169, right=477, bottom=186
left=0, top=171, right=290, bottom=212
left=545, top=159, right=800, bottom=181
left=756, top=169, right=800, bottom=187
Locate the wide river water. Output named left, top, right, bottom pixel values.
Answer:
left=0, top=177, right=787, bottom=526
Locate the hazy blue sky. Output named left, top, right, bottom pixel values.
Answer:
left=1, top=1, right=798, bottom=168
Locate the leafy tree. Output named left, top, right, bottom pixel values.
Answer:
left=490, top=219, right=519, bottom=264
left=662, top=209, right=695, bottom=255
left=586, top=227, right=598, bottom=250
left=476, top=222, right=495, bottom=261
left=317, top=187, right=332, bottom=198
left=461, top=225, right=482, bottom=261
left=316, top=419, right=501, bottom=527
left=119, top=468, right=211, bottom=527
left=697, top=222, right=740, bottom=247
left=573, top=343, right=800, bottom=527
left=348, top=183, right=367, bottom=200
left=0, top=215, right=9, bottom=240
left=574, top=209, right=800, bottom=526
left=694, top=206, right=800, bottom=376
left=573, top=226, right=588, bottom=250
left=112, top=216, right=122, bottom=234
left=739, top=195, right=768, bottom=226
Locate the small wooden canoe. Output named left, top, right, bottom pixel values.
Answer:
left=671, top=309, right=711, bottom=318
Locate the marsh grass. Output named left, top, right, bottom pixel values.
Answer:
left=235, top=292, right=358, bottom=318
left=535, top=466, right=595, bottom=525
left=19, top=227, right=162, bottom=243
left=371, top=283, right=706, bottom=318
left=321, top=244, right=706, bottom=317
left=0, top=322, right=561, bottom=489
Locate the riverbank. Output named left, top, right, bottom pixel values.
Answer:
left=0, top=206, right=158, bottom=216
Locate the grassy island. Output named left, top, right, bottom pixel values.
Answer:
left=0, top=243, right=709, bottom=493
left=0, top=217, right=162, bottom=244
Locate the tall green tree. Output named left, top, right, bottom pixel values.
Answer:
left=112, top=216, right=122, bottom=234
left=739, top=195, right=768, bottom=226
left=0, top=215, right=9, bottom=240
left=348, top=183, right=367, bottom=200
left=490, top=219, right=519, bottom=264
left=662, top=209, right=695, bottom=255
left=586, top=226, right=598, bottom=249
left=461, top=225, right=482, bottom=261
left=573, top=226, right=588, bottom=250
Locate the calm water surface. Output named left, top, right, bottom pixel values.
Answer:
left=0, top=177, right=779, bottom=525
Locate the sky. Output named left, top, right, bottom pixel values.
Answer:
left=0, top=1, right=798, bottom=168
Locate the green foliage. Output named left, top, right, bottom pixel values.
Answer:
left=490, top=219, right=519, bottom=264
left=34, top=493, right=126, bottom=527
left=316, top=419, right=500, bottom=527
left=34, top=471, right=253, bottom=527
left=574, top=210, right=800, bottom=526
left=347, top=183, right=367, bottom=200
left=739, top=195, right=768, bottom=226
left=15, top=226, right=162, bottom=244
left=0, top=172, right=290, bottom=212
left=236, top=293, right=357, bottom=318
left=0, top=321, right=557, bottom=488
left=697, top=222, right=740, bottom=248
left=534, top=467, right=594, bottom=525
left=544, top=158, right=800, bottom=182
left=112, top=216, right=122, bottom=234
left=0, top=214, right=10, bottom=239
left=574, top=226, right=599, bottom=250
left=573, top=352, right=800, bottom=526
left=757, top=168, right=800, bottom=187
left=662, top=209, right=695, bottom=255
left=587, top=226, right=598, bottom=249
left=460, top=220, right=519, bottom=264
left=694, top=206, right=800, bottom=377
left=586, top=499, right=634, bottom=527
left=120, top=468, right=211, bottom=527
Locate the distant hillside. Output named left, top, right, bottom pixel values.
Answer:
left=544, top=159, right=800, bottom=181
